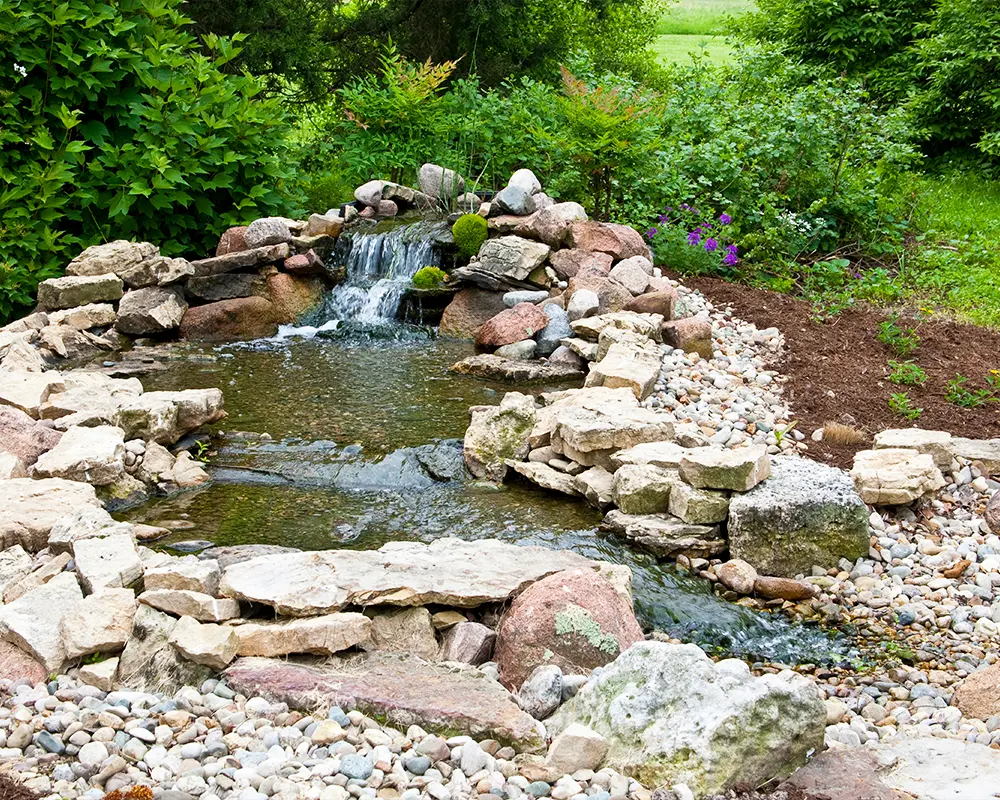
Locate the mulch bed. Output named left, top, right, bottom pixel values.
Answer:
left=679, top=276, right=1000, bottom=468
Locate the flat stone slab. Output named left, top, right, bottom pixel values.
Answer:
left=0, top=478, right=101, bottom=552
left=873, top=734, right=1000, bottom=799
left=601, top=510, right=724, bottom=559
left=225, top=654, right=544, bottom=751
left=450, top=355, right=583, bottom=382
left=220, top=538, right=597, bottom=616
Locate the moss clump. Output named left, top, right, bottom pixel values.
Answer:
left=452, top=213, right=488, bottom=259
left=411, top=266, right=448, bottom=289
left=555, top=604, right=621, bottom=655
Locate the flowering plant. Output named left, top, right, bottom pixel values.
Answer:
left=645, top=204, right=740, bottom=275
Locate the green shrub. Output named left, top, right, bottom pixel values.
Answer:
left=411, top=266, right=449, bottom=289
left=452, top=214, right=489, bottom=259
left=304, top=171, right=355, bottom=215
left=0, top=0, right=298, bottom=322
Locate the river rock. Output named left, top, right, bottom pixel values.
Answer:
left=516, top=664, right=563, bottom=719
left=585, top=339, right=661, bottom=400
left=475, top=303, right=549, bottom=348
left=418, top=164, right=464, bottom=199
left=369, top=607, right=439, bottom=660
left=601, top=510, right=725, bottom=558
left=37, top=274, right=124, bottom=311
left=496, top=568, right=643, bottom=690
left=0, top=369, right=65, bottom=418
left=548, top=641, right=825, bottom=796
left=0, top=406, right=62, bottom=466
left=0, top=572, right=83, bottom=671
left=717, top=559, right=758, bottom=595
left=494, top=339, right=537, bottom=360
left=679, top=445, right=770, bottom=492
left=169, top=616, right=238, bottom=670
left=73, top=533, right=142, bottom=593
left=564, top=222, right=650, bottom=260
left=494, top=184, right=536, bottom=216
left=661, top=317, right=713, bottom=360
left=464, top=392, right=536, bottom=480
left=117, top=604, right=212, bottom=693
left=31, top=424, right=126, bottom=485
left=440, top=288, right=508, bottom=338
left=115, top=286, right=188, bottom=335
left=62, top=588, right=137, bottom=660
left=508, top=461, right=580, bottom=496
left=477, top=237, right=551, bottom=282
left=144, top=557, right=221, bottom=595
left=354, top=179, right=387, bottom=207
left=48, top=303, right=117, bottom=330
left=439, top=622, right=495, bottom=665
left=0, top=478, right=101, bottom=551
left=544, top=724, right=609, bottom=778
left=873, top=428, right=954, bottom=469
left=450, top=354, right=583, bottom=382
left=611, top=464, right=674, bottom=514
left=728, top=456, right=869, bottom=577
left=188, top=243, right=290, bottom=278
left=550, top=250, right=612, bottom=280
left=623, top=289, right=677, bottom=320
left=220, top=538, right=596, bottom=616
left=245, top=217, right=293, bottom=248
left=234, top=613, right=372, bottom=657
left=139, top=589, right=240, bottom=622
left=566, top=289, right=600, bottom=322
left=548, top=345, right=586, bottom=371
left=851, top=448, right=946, bottom=505
left=267, top=272, right=324, bottom=322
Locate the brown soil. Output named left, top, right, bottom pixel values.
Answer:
left=679, top=276, right=1000, bottom=468
left=0, top=775, right=39, bottom=800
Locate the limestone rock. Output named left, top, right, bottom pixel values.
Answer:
left=234, top=613, right=372, bottom=657
left=0, top=369, right=65, bottom=418
left=368, top=607, right=439, bottom=660
left=585, top=340, right=661, bottom=401
left=601, top=510, right=725, bottom=559
left=551, top=405, right=674, bottom=465
left=668, top=481, right=730, bottom=524
left=115, top=286, right=187, bottom=335
left=508, top=461, right=580, bottom=496
left=139, top=589, right=240, bottom=622
left=623, top=289, right=677, bottom=320
left=117, top=605, right=212, bottom=694
left=244, top=217, right=293, bottom=248
left=611, top=464, right=675, bottom=514
left=0, top=453, right=26, bottom=480
left=185, top=273, right=256, bottom=303
left=564, top=222, right=650, bottom=260
left=144, top=557, right=221, bottom=595
left=495, top=568, right=642, bottom=689
left=220, top=538, right=597, bottom=617
left=0, top=572, right=83, bottom=671
left=189, top=243, right=290, bottom=278
left=115, top=388, right=224, bottom=444
left=450, top=354, right=583, bottom=382
left=729, top=456, right=869, bottom=577
left=851, top=448, right=946, bottom=505
left=463, top=392, right=536, bottom=481
left=73, top=533, right=142, bottom=594
left=717, top=559, right=758, bottom=595
left=477, top=237, right=551, bottom=282
left=78, top=658, right=118, bottom=692
left=612, top=441, right=692, bottom=469
left=865, top=734, right=1000, bottom=800
left=169, top=616, right=238, bottom=670
left=439, top=622, right=495, bottom=666
left=544, top=724, right=609, bottom=777
left=67, top=240, right=157, bottom=280
left=418, top=164, right=464, bottom=199
left=547, top=641, right=825, bottom=795
left=62, top=588, right=137, bottom=661
left=440, top=289, right=507, bottom=339
left=571, top=311, right=662, bottom=342
left=48, top=303, right=117, bottom=330
left=574, top=466, right=615, bottom=509
left=475, top=303, right=550, bottom=348
left=0, top=478, right=101, bottom=552
left=679, top=445, right=770, bottom=492
left=49, top=507, right=133, bottom=554
left=0, top=546, right=32, bottom=598
left=37, top=274, right=124, bottom=311
left=302, top=213, right=344, bottom=238
left=31, top=424, right=126, bottom=485
left=952, top=661, right=1000, bottom=721
left=661, top=317, right=713, bottom=360
left=873, top=428, right=954, bottom=469
left=3, top=552, right=72, bottom=603
left=949, top=437, right=1000, bottom=474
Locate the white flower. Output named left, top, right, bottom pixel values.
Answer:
left=13, top=63, right=27, bottom=77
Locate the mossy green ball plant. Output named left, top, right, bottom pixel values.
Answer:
left=411, top=266, right=449, bottom=289
left=452, top=214, right=488, bottom=260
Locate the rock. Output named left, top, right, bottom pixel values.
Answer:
left=0, top=406, right=62, bottom=466
left=494, top=339, right=537, bottom=360
left=516, top=203, right=587, bottom=248
left=574, top=466, right=615, bottom=509
left=668, top=481, right=729, bottom=524
left=551, top=405, right=674, bottom=466
left=439, top=622, right=495, bottom=665
left=661, top=317, right=713, bottom=360
left=282, top=250, right=324, bottom=278
left=369, top=607, right=439, bottom=660
left=866, top=735, right=1000, bottom=800
left=440, top=288, right=508, bottom=338
left=144, top=557, right=221, bottom=595
left=3, top=551, right=72, bottom=603
left=0, top=546, right=31, bottom=598
left=0, top=369, right=65, bottom=418
left=613, top=441, right=694, bottom=469
left=302, top=213, right=344, bottom=238
left=35, top=324, right=106, bottom=361
left=508, top=461, right=580, bottom=496
left=36, top=274, right=124, bottom=311
left=476, top=303, right=550, bottom=348
left=568, top=272, right=633, bottom=315
left=355, top=180, right=387, bottom=207
left=494, top=185, right=537, bottom=216
left=266, top=272, right=324, bottom=323
left=418, top=164, right=464, bottom=200
left=198, top=543, right=301, bottom=569
left=717, top=559, right=757, bottom=594
left=851, top=448, right=946, bottom=505
left=450, top=354, right=583, bottom=382
left=62, top=588, right=137, bottom=660
left=220, top=538, right=596, bottom=616
left=987, top=491, right=1000, bottom=534
left=67, top=240, right=155, bottom=280
left=571, top=311, right=661, bottom=342
left=73, top=533, right=142, bottom=593
left=548, top=345, right=586, bottom=371
left=608, top=260, right=649, bottom=296
left=728, top=456, right=869, bottom=577
left=611, top=464, right=675, bottom=514
left=600, top=511, right=725, bottom=558
left=623, top=289, right=677, bottom=320
left=189, top=243, right=290, bottom=278
left=0, top=640, right=46, bottom=684
left=949, top=437, right=1000, bottom=474
left=464, top=392, right=535, bottom=481
left=139, top=589, right=240, bottom=621
left=115, top=286, right=188, bottom=335
left=0, top=572, right=83, bottom=671
left=31, top=424, right=126, bottom=485
left=216, top=226, right=248, bottom=256
left=113, top=389, right=224, bottom=446
left=873, top=428, right=954, bottom=469
left=550, top=250, right=612, bottom=280
left=564, top=222, right=649, bottom=260
left=245, top=217, right=293, bottom=248
left=517, top=664, right=563, bottom=719
left=753, top=576, right=817, bottom=601
left=477, top=237, right=551, bottom=282
left=169, top=616, right=238, bottom=670
left=545, top=724, right=609, bottom=777
left=78, top=657, right=118, bottom=692
left=585, top=340, right=661, bottom=401
left=503, top=289, right=550, bottom=307
left=185, top=273, right=256, bottom=302
left=566, top=289, right=600, bottom=322
left=0, top=478, right=101, bottom=552
left=179, top=296, right=279, bottom=341
left=234, top=613, right=372, bottom=657
left=117, top=605, right=212, bottom=693
left=548, top=641, right=825, bottom=796
left=679, top=445, right=770, bottom=492
left=780, top=748, right=900, bottom=800
left=508, top=168, right=542, bottom=194
left=495, top=568, right=643, bottom=689
left=48, top=303, right=117, bottom=330
left=952, top=661, right=1000, bottom=720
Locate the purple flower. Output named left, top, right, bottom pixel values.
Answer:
left=704, top=238, right=718, bottom=252
left=658, top=215, right=668, bottom=223
left=726, top=244, right=738, bottom=255
left=723, top=252, right=738, bottom=266
left=687, top=230, right=701, bottom=246
left=719, top=213, right=732, bottom=225
left=645, top=228, right=657, bottom=240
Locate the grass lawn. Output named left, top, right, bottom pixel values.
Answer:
left=652, top=0, right=753, bottom=65
left=651, top=34, right=735, bottom=65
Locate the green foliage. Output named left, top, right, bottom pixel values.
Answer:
left=876, top=313, right=920, bottom=357
left=888, top=360, right=928, bottom=386
left=888, top=391, right=922, bottom=420
left=451, top=214, right=489, bottom=259
left=0, top=0, right=297, bottom=321
left=944, top=373, right=1000, bottom=408
left=411, top=266, right=449, bottom=289
left=304, top=171, right=355, bottom=215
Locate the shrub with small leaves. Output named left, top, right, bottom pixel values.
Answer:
left=452, top=214, right=488, bottom=259
left=411, top=266, right=448, bottom=289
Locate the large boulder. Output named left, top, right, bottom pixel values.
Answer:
left=179, top=296, right=279, bottom=342
left=67, top=240, right=193, bottom=288
left=440, top=289, right=507, bottom=338
left=234, top=614, right=372, bottom=657
left=495, top=568, right=642, bottom=690
left=0, top=572, right=84, bottom=672
left=244, top=217, right=293, bottom=248
left=185, top=274, right=257, bottom=303
left=729, top=456, right=869, bottom=577
left=463, top=392, right=536, bottom=481
left=418, top=164, right=464, bottom=200
left=851, top=448, right=946, bottom=505
left=564, top=222, right=650, bottom=261
left=611, top=464, right=675, bottom=514
left=585, top=339, right=661, bottom=401
left=36, top=274, right=124, bottom=311
left=73, top=533, right=143, bottom=593
left=0, top=478, right=101, bottom=551
left=31, top=424, right=126, bottom=485
left=548, top=641, right=826, bottom=796
left=550, top=249, right=612, bottom=280
left=48, top=303, right=117, bottom=330
left=477, top=237, right=551, bottom=282
left=0, top=370, right=65, bottom=418
left=266, top=273, right=325, bottom=322
left=61, top=588, right=137, bottom=661
left=873, top=428, right=954, bottom=469
left=624, top=289, right=678, bottom=320
left=0, top=406, right=62, bottom=466
left=475, top=303, right=550, bottom=348
left=189, top=243, right=290, bottom=278
left=679, top=446, right=770, bottom=492
left=516, top=203, right=588, bottom=248
left=115, top=286, right=188, bottom=335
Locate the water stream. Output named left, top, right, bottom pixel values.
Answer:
left=122, top=222, right=852, bottom=665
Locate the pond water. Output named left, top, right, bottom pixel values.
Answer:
left=121, top=223, right=852, bottom=665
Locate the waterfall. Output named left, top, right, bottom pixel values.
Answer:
left=321, top=220, right=448, bottom=325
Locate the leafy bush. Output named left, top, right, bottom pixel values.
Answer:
left=452, top=214, right=488, bottom=259
left=411, top=266, right=449, bottom=289
left=0, top=0, right=298, bottom=321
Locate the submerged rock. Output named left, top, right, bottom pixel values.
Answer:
left=450, top=354, right=583, bottom=382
